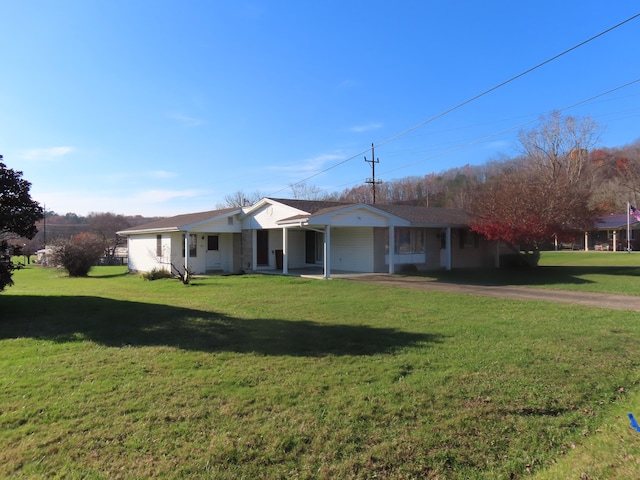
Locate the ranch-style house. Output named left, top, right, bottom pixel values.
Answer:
left=117, top=197, right=506, bottom=278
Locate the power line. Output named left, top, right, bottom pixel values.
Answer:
left=268, top=12, right=640, bottom=197
left=374, top=13, right=640, bottom=150
left=320, top=77, right=640, bottom=193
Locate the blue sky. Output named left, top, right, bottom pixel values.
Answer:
left=1, top=1, right=639, bottom=216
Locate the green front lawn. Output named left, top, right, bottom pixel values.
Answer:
left=413, top=251, right=640, bottom=296
left=1, top=264, right=640, bottom=478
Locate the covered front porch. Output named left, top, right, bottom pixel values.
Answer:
left=249, top=225, right=455, bottom=279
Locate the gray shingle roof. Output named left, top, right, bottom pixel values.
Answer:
left=118, top=207, right=239, bottom=233
left=119, top=199, right=471, bottom=234
left=596, top=213, right=639, bottom=230
left=363, top=204, right=470, bottom=226
left=274, top=199, right=470, bottom=226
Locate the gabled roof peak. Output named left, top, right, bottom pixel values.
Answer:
left=118, top=206, right=241, bottom=234
left=266, top=197, right=353, bottom=214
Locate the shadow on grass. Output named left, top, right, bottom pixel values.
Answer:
left=86, top=271, right=131, bottom=279
left=0, top=296, right=441, bottom=356
left=413, top=266, right=640, bottom=287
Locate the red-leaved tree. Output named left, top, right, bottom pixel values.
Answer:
left=469, top=168, right=599, bottom=249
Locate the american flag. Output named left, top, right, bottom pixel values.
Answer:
left=631, top=205, right=640, bottom=222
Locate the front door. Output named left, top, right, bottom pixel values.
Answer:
left=257, top=230, right=269, bottom=265
left=206, top=235, right=221, bottom=271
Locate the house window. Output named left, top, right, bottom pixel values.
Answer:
left=393, top=228, right=425, bottom=254
left=182, top=234, right=197, bottom=257
left=459, top=229, right=477, bottom=249
left=227, top=217, right=234, bottom=226
left=156, top=235, right=162, bottom=257
left=208, top=235, right=219, bottom=251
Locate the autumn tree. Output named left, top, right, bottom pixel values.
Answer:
left=470, top=168, right=598, bottom=249
left=51, top=232, right=105, bottom=277
left=338, top=184, right=374, bottom=204
left=604, top=140, right=640, bottom=210
left=518, top=111, right=600, bottom=185
left=0, top=157, right=44, bottom=291
left=88, top=212, right=130, bottom=264
left=471, top=113, right=602, bottom=253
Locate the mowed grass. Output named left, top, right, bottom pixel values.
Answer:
left=1, top=263, right=640, bottom=478
left=415, top=251, right=640, bottom=296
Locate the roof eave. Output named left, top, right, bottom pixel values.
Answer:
left=117, top=226, right=183, bottom=236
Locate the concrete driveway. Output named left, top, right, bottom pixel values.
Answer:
left=345, top=275, right=640, bottom=312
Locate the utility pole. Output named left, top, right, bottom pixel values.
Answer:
left=43, top=203, right=47, bottom=248
left=364, top=143, right=382, bottom=204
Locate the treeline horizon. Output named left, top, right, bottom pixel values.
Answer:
left=330, top=138, right=640, bottom=214
left=36, top=136, right=640, bottom=236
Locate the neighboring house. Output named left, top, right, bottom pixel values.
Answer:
left=117, top=198, right=505, bottom=278
left=35, top=247, right=57, bottom=266
left=585, top=214, right=640, bottom=251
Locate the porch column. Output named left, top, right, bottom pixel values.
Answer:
left=388, top=226, right=395, bottom=274
left=184, top=232, right=190, bottom=271
left=584, top=231, right=589, bottom=251
left=324, top=226, right=331, bottom=279
left=613, top=230, right=617, bottom=252
left=282, top=227, right=288, bottom=274
left=445, top=227, right=452, bottom=271
left=252, top=230, right=257, bottom=271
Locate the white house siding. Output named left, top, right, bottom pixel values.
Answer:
left=164, top=232, right=199, bottom=274
left=312, top=207, right=392, bottom=228
left=241, top=229, right=253, bottom=272
left=167, top=232, right=243, bottom=275
left=330, top=227, right=374, bottom=273
left=333, top=210, right=389, bottom=227
left=168, top=232, right=187, bottom=272
left=188, top=215, right=242, bottom=234
left=218, top=233, right=234, bottom=272
left=203, top=232, right=236, bottom=273
left=127, top=234, right=171, bottom=273
left=244, top=203, right=305, bottom=230
left=285, top=229, right=308, bottom=268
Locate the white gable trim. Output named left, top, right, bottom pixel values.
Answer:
left=288, top=204, right=410, bottom=228
left=242, top=198, right=310, bottom=217
left=244, top=200, right=311, bottom=230
left=118, top=226, right=181, bottom=236
left=181, top=209, right=243, bottom=231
